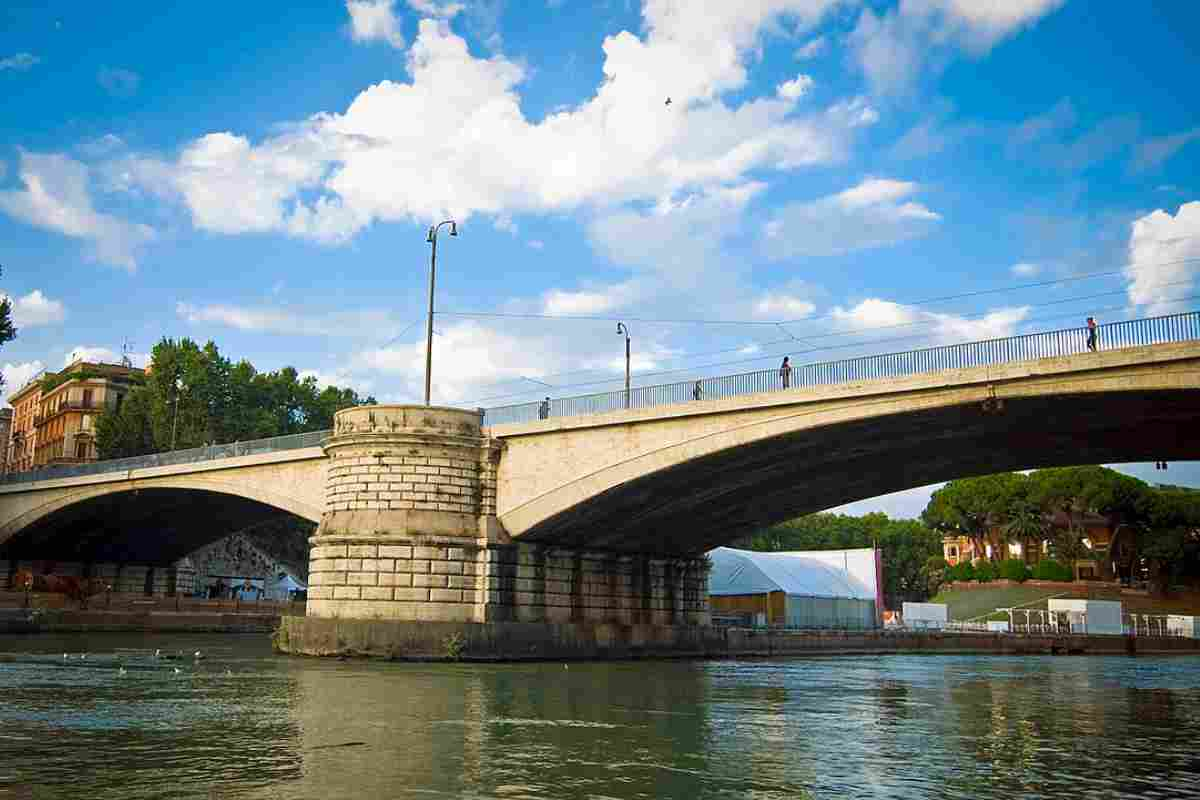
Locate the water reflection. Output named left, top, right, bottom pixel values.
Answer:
left=0, top=634, right=1198, bottom=799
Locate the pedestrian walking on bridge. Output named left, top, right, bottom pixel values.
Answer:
left=779, top=356, right=793, bottom=389
left=1086, top=316, right=1098, bottom=352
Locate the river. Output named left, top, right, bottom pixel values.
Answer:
left=0, top=633, right=1197, bottom=799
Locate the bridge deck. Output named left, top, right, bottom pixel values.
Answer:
left=2, top=310, right=1197, bottom=487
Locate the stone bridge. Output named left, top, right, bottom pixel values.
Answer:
left=2, top=324, right=1198, bottom=630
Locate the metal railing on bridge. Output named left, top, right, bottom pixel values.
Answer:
left=3, top=310, right=1197, bottom=484
left=0, top=429, right=330, bottom=485
left=481, top=310, right=1200, bottom=426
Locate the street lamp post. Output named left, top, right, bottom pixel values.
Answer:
left=616, top=322, right=630, bottom=409
left=171, top=377, right=183, bottom=450
left=424, top=220, right=458, bottom=406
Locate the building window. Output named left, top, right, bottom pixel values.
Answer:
left=76, top=441, right=89, bottom=460
left=83, top=388, right=93, bottom=408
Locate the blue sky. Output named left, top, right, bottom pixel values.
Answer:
left=2, top=0, right=1198, bottom=517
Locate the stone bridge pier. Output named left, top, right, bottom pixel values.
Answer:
left=295, top=405, right=708, bottom=650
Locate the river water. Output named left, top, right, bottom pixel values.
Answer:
left=0, top=633, right=1198, bottom=799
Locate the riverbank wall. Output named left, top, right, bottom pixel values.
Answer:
left=0, top=608, right=280, bottom=634
left=276, top=616, right=1200, bottom=661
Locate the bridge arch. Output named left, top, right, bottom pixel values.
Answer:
left=497, top=358, right=1199, bottom=554
left=0, top=474, right=322, bottom=547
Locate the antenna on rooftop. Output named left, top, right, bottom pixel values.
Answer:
left=121, top=338, right=134, bottom=368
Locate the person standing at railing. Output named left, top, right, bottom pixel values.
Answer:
left=1086, top=316, right=1098, bottom=352
left=779, top=356, right=793, bottom=389
left=538, top=397, right=550, bottom=420
left=692, top=381, right=703, bottom=401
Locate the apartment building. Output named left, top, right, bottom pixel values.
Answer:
left=5, top=360, right=144, bottom=473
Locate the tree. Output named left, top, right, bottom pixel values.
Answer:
left=1135, top=487, right=1200, bottom=593
left=0, top=265, right=18, bottom=394
left=746, top=512, right=943, bottom=609
left=95, top=337, right=374, bottom=458
left=922, top=473, right=1027, bottom=562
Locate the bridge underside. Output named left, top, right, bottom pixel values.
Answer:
left=515, top=389, right=1200, bottom=555
left=0, top=488, right=305, bottom=569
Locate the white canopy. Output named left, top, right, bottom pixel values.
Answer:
left=708, top=547, right=877, bottom=600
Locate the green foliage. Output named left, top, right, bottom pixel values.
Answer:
left=923, top=556, right=948, bottom=595
left=0, top=265, right=16, bottom=392
left=95, top=337, right=375, bottom=458
left=442, top=632, right=466, bottom=661
left=998, top=558, right=1030, bottom=582
left=746, top=512, right=941, bottom=608
left=947, top=561, right=975, bottom=582
left=974, top=560, right=996, bottom=582
left=40, top=369, right=118, bottom=393
left=1031, top=559, right=1074, bottom=582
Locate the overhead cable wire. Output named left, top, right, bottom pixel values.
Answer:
left=436, top=253, right=1200, bottom=328
left=451, top=294, right=1200, bottom=407
left=449, top=277, right=1198, bottom=399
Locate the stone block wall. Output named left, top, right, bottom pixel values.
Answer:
left=480, top=544, right=710, bottom=625
left=308, top=540, right=484, bottom=622
left=305, top=404, right=710, bottom=627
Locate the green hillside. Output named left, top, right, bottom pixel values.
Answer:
left=932, top=585, right=1200, bottom=621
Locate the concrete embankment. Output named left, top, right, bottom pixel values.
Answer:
left=0, top=608, right=281, bottom=634
left=276, top=616, right=1200, bottom=661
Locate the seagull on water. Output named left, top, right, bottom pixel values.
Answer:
left=173, top=667, right=182, bottom=675
left=193, top=650, right=204, bottom=660
left=154, top=649, right=161, bottom=658
left=118, top=666, right=127, bottom=677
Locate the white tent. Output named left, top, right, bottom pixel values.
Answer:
left=708, top=547, right=880, bottom=629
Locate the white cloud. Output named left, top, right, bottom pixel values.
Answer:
left=0, top=52, right=39, bottom=71
left=826, top=96, right=879, bottom=127
left=542, top=280, right=641, bottom=315
left=0, top=151, right=154, bottom=270
left=352, top=319, right=568, bottom=403
left=850, top=0, right=1065, bottom=96
left=299, top=368, right=374, bottom=394
left=589, top=183, right=766, bottom=290
left=175, top=301, right=398, bottom=338
left=1132, top=128, right=1200, bottom=173
left=1, top=290, right=66, bottom=327
left=831, top=298, right=1031, bottom=344
left=776, top=73, right=813, bottom=101
left=2, top=360, right=44, bottom=402
left=97, top=66, right=140, bottom=97
left=527, top=239, right=545, bottom=249
left=1126, top=201, right=1200, bottom=315
left=347, top=0, right=406, bottom=48
left=762, top=178, right=941, bottom=259
left=63, top=346, right=149, bottom=368
left=408, top=0, right=465, bottom=18
left=753, top=294, right=815, bottom=318
left=1006, top=100, right=1140, bottom=172
left=795, top=36, right=826, bottom=59
left=1010, top=262, right=1040, bottom=277
left=126, top=6, right=860, bottom=244
left=64, top=346, right=117, bottom=366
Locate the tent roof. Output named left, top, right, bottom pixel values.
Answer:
left=708, top=547, right=877, bottom=600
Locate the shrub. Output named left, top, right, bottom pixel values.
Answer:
left=998, top=558, right=1030, bottom=582
left=1032, top=559, right=1074, bottom=582
left=974, top=561, right=996, bottom=583
left=948, top=561, right=975, bottom=582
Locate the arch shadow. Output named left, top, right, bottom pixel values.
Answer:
left=509, top=389, right=1200, bottom=554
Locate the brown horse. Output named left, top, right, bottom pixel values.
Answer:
left=12, top=571, right=110, bottom=609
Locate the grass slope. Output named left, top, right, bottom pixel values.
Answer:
left=933, top=584, right=1200, bottom=621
